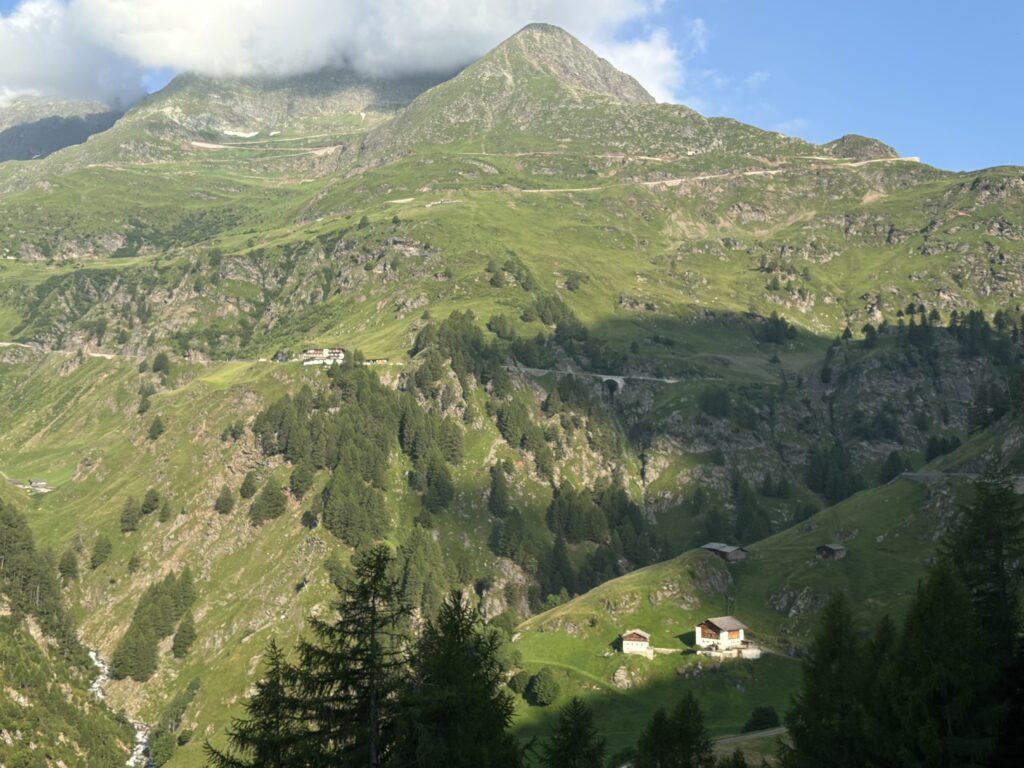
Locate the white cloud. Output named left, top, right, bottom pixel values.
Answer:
left=0, top=0, right=708, bottom=106
left=0, top=1, right=143, bottom=104
left=597, top=28, right=682, bottom=103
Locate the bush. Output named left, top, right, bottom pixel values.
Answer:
left=527, top=667, right=561, bottom=706
left=698, top=387, right=732, bottom=418
left=508, top=670, right=531, bottom=695
left=149, top=728, right=176, bottom=767
left=152, top=352, right=172, bottom=376
left=743, top=705, right=780, bottom=732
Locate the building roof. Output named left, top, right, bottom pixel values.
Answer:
left=703, top=616, right=748, bottom=632
left=819, top=543, right=847, bottom=552
left=701, top=542, right=744, bottom=553
left=622, top=628, right=650, bottom=641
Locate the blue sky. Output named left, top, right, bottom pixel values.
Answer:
left=645, top=0, right=1024, bottom=170
left=2, top=0, right=1021, bottom=170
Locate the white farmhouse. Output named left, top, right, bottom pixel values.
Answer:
left=620, top=629, right=651, bottom=655
left=695, top=616, right=748, bottom=650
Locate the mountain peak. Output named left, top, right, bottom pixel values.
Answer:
left=482, top=22, right=655, bottom=105
left=514, top=22, right=572, bottom=37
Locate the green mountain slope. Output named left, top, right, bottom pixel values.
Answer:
left=0, top=21, right=1023, bottom=766
left=0, top=489, right=133, bottom=766
left=509, top=463, right=985, bottom=755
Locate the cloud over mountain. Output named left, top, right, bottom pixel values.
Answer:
left=0, top=0, right=693, bottom=104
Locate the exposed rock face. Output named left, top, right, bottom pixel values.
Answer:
left=479, top=557, right=532, bottom=621
left=611, top=666, right=632, bottom=689
left=768, top=585, right=827, bottom=618
left=688, top=557, right=733, bottom=596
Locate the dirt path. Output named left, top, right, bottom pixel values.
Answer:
left=189, top=140, right=344, bottom=156
left=714, top=726, right=787, bottom=747
left=0, top=341, right=134, bottom=360
left=511, top=155, right=919, bottom=195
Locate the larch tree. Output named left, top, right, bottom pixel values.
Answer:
left=290, top=544, right=410, bottom=767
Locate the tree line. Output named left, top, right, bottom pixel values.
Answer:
left=110, top=568, right=197, bottom=681
left=250, top=360, right=463, bottom=547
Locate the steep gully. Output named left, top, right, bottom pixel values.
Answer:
left=88, top=650, right=153, bottom=768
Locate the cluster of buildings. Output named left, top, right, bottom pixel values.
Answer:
left=620, top=615, right=761, bottom=661
left=301, top=348, right=347, bottom=366
left=702, top=541, right=848, bottom=563
left=614, top=540, right=851, bottom=662
left=280, top=348, right=387, bottom=366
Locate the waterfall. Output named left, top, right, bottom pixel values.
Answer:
left=88, top=650, right=154, bottom=768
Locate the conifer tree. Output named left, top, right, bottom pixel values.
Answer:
left=549, top=536, right=576, bottom=596
left=488, top=464, right=511, bottom=517
left=289, top=461, right=314, bottom=500
left=290, top=545, right=410, bottom=767
left=58, top=549, right=79, bottom=585
left=158, top=498, right=173, bottom=523
left=880, top=563, right=1000, bottom=767
left=945, top=461, right=1024, bottom=663
left=239, top=471, right=258, bottom=499
left=173, top=611, right=197, bottom=659
left=178, top=566, right=198, bottom=609
left=249, top=483, right=287, bottom=526
left=540, top=697, right=605, bottom=768
left=636, top=692, right=714, bottom=768
left=393, top=590, right=521, bottom=768
left=543, top=384, right=563, bottom=414
left=141, top=488, right=161, bottom=516
left=120, top=496, right=142, bottom=533
left=779, top=593, right=867, bottom=768
left=90, top=535, right=112, bottom=569
left=149, top=415, right=166, bottom=440
left=205, top=640, right=307, bottom=768
left=214, top=485, right=236, bottom=515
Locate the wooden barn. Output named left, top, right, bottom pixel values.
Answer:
left=701, top=542, right=748, bottom=562
left=816, top=544, right=847, bottom=560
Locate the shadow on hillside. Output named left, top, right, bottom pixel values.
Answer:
left=0, top=112, right=123, bottom=163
